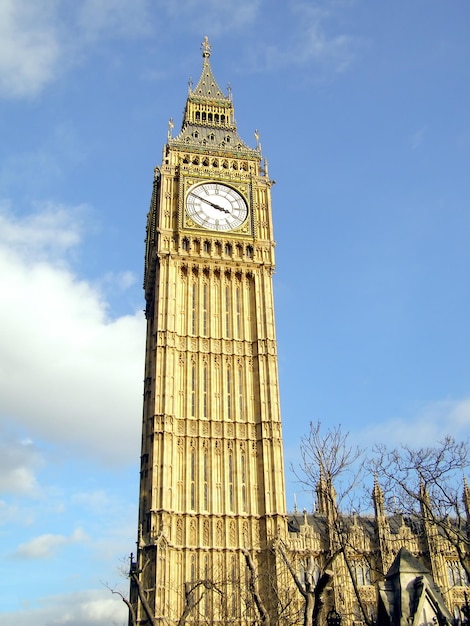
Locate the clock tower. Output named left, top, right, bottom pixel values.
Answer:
left=132, top=38, right=286, bottom=624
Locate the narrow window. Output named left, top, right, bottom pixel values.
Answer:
left=227, top=368, right=232, bottom=420
left=236, top=287, right=241, bottom=338
left=241, top=453, right=247, bottom=512
left=228, top=452, right=234, bottom=510
left=238, top=367, right=243, bottom=416
left=203, top=284, right=208, bottom=336
left=225, top=285, right=230, bottom=337
left=191, top=364, right=196, bottom=417
left=203, top=365, right=208, bottom=417
left=191, top=283, right=197, bottom=334
left=190, top=449, right=196, bottom=509
left=203, top=451, right=208, bottom=510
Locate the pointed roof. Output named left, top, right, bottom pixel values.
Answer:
left=378, top=548, right=453, bottom=626
left=385, top=547, right=430, bottom=579
left=190, top=36, right=228, bottom=101
left=168, top=37, right=259, bottom=158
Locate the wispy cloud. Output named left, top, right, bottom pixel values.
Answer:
left=360, top=397, right=470, bottom=448
left=0, top=431, right=43, bottom=495
left=411, top=125, right=428, bottom=149
left=164, top=0, right=261, bottom=36
left=244, top=1, right=359, bottom=74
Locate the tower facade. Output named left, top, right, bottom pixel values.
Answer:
left=132, top=38, right=286, bottom=624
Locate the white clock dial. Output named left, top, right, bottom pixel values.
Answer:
left=186, top=183, right=248, bottom=231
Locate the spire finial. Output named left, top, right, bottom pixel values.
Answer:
left=201, top=36, right=211, bottom=59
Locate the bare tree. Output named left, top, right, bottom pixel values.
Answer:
left=371, top=436, right=470, bottom=579
left=102, top=581, right=137, bottom=626
left=275, top=539, right=334, bottom=626
left=242, top=548, right=271, bottom=625
left=288, top=421, right=376, bottom=626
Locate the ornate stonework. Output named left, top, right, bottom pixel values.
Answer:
left=132, top=38, right=286, bottom=625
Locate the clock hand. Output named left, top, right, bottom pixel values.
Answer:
left=190, top=193, right=230, bottom=214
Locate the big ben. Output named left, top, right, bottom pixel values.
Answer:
left=131, top=38, right=287, bottom=624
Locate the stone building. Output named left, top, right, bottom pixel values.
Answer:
left=285, top=477, right=470, bottom=624
left=130, top=38, right=469, bottom=625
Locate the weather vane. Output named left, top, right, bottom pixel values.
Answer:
left=201, top=36, right=211, bottom=58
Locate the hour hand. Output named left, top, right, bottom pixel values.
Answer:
left=205, top=199, right=230, bottom=213
left=190, top=193, right=230, bottom=214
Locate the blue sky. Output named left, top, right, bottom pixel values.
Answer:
left=0, top=1, right=469, bottom=624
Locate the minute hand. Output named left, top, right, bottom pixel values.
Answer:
left=191, top=193, right=230, bottom=214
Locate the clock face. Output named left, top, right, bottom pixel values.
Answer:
left=186, top=183, right=248, bottom=231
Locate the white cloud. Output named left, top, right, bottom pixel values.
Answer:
left=0, top=202, right=145, bottom=465
left=0, top=0, right=153, bottom=99
left=13, top=527, right=88, bottom=559
left=1, top=589, right=128, bottom=626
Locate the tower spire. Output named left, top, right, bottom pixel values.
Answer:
left=171, top=38, right=260, bottom=156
